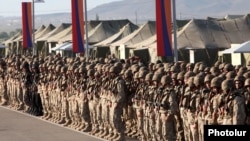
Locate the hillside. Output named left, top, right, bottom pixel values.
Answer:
left=0, top=0, right=250, bottom=34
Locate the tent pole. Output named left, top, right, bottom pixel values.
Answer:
left=32, top=0, right=36, bottom=56
left=84, top=0, right=89, bottom=58
left=172, top=0, right=178, bottom=62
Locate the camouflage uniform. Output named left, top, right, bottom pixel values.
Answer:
left=244, top=78, right=250, bottom=125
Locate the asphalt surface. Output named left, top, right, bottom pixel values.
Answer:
left=0, top=106, right=106, bottom=141
left=0, top=106, right=139, bottom=141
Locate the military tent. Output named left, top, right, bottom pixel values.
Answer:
left=91, top=22, right=139, bottom=58
left=36, top=23, right=71, bottom=56
left=110, top=21, right=156, bottom=58
left=176, top=14, right=250, bottom=65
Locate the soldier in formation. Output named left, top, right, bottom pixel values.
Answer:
left=1, top=54, right=250, bottom=141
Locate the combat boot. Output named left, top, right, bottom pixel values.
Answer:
left=113, top=133, right=126, bottom=141
left=110, top=132, right=120, bottom=141
left=58, top=117, right=66, bottom=124
left=99, top=129, right=109, bottom=138
left=104, top=130, right=114, bottom=140
left=17, top=104, right=24, bottom=111
left=95, top=128, right=104, bottom=137
left=82, top=123, right=91, bottom=132
left=0, top=101, right=8, bottom=106
left=63, top=119, right=72, bottom=127
left=44, top=113, right=52, bottom=120
left=76, top=123, right=86, bottom=131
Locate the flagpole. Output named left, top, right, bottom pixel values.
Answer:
left=84, top=0, right=89, bottom=58
left=32, top=0, right=35, bottom=55
left=172, top=0, right=178, bottom=62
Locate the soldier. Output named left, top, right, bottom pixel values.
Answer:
left=57, top=66, right=70, bottom=125
left=159, top=75, right=177, bottom=141
left=98, top=64, right=112, bottom=138
left=21, top=61, right=33, bottom=113
left=134, top=69, right=148, bottom=139
left=221, top=79, right=246, bottom=125
left=76, top=66, right=89, bottom=131
left=123, top=69, right=137, bottom=137
left=147, top=72, right=161, bottom=141
left=29, top=61, right=43, bottom=116
left=108, top=66, right=126, bottom=141
left=0, top=59, right=7, bottom=106
left=89, top=70, right=102, bottom=135
left=205, top=77, right=223, bottom=125
left=244, top=78, right=250, bottom=125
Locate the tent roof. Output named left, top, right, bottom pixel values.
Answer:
left=93, top=22, right=139, bottom=47
left=234, top=41, right=250, bottom=53
left=34, top=25, right=46, bottom=35
left=128, top=34, right=156, bottom=49
left=58, top=19, right=134, bottom=44
left=3, top=31, right=22, bottom=45
left=177, top=14, right=250, bottom=50
left=110, top=21, right=156, bottom=47
left=51, top=42, right=72, bottom=51
left=35, top=24, right=56, bottom=40
left=47, top=25, right=72, bottom=43
left=88, top=20, right=133, bottom=44
left=37, top=23, right=71, bottom=42
left=0, top=43, right=7, bottom=48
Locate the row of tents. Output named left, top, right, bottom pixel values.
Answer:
left=2, top=14, right=250, bottom=65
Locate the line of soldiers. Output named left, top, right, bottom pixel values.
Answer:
left=0, top=54, right=250, bottom=141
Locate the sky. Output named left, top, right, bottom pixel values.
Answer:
left=0, top=0, right=122, bottom=17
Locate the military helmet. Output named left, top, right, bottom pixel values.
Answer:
left=134, top=72, right=139, bottom=79
left=210, top=66, right=220, bottom=76
left=170, top=65, right=177, bottom=73
left=87, top=69, right=95, bottom=76
left=138, top=70, right=148, bottom=78
left=244, top=78, right=250, bottom=87
left=152, top=73, right=161, bottom=82
left=243, top=71, right=250, bottom=79
left=86, top=64, right=94, bottom=70
left=131, top=64, right=139, bottom=74
left=109, top=66, right=119, bottom=74
left=235, top=65, right=242, bottom=70
left=177, top=72, right=185, bottom=80
left=204, top=74, right=214, bottom=83
left=193, top=75, right=204, bottom=87
left=55, top=65, right=62, bottom=72
left=198, top=63, right=206, bottom=71
left=214, top=61, right=221, bottom=67
left=123, top=63, right=130, bottom=70
left=94, top=71, right=100, bottom=77
left=145, top=72, right=153, bottom=81
left=187, top=77, right=194, bottom=87
left=234, top=75, right=245, bottom=82
left=114, top=62, right=123, bottom=70
left=171, top=73, right=178, bottom=80
left=210, top=77, right=223, bottom=88
left=22, top=61, right=29, bottom=69
left=161, top=75, right=171, bottom=85
left=223, top=63, right=234, bottom=72
left=226, top=71, right=237, bottom=80
left=79, top=67, right=86, bottom=73
left=74, top=68, right=79, bottom=74
left=184, top=71, right=195, bottom=80
left=124, top=69, right=133, bottom=78
left=221, top=79, right=234, bottom=91
left=61, top=66, right=68, bottom=73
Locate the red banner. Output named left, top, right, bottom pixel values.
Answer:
left=71, top=0, right=85, bottom=53
left=22, top=2, right=33, bottom=49
left=156, top=0, right=173, bottom=56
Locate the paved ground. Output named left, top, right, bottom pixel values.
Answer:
left=0, top=106, right=106, bottom=141
left=0, top=106, right=139, bottom=141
